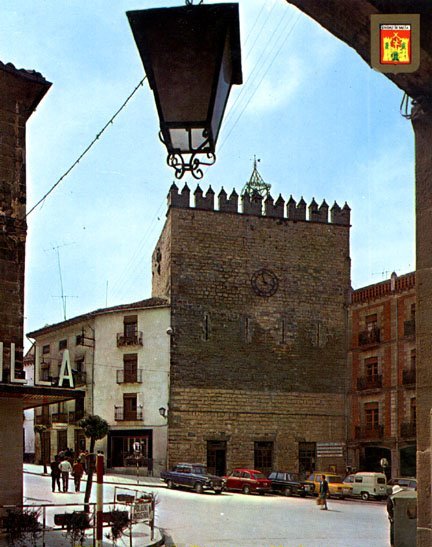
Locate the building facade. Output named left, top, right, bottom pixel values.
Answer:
left=27, top=298, right=170, bottom=475
left=152, top=183, right=351, bottom=475
left=0, top=60, right=85, bottom=512
left=347, top=271, right=416, bottom=477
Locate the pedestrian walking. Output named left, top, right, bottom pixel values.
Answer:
left=50, top=456, right=61, bottom=492
left=72, top=460, right=84, bottom=492
left=78, top=449, right=87, bottom=473
left=319, top=474, right=329, bottom=510
left=58, top=458, right=73, bottom=492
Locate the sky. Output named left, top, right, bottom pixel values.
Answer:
left=1, top=0, right=415, bottom=338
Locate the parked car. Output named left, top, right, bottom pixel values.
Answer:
left=267, top=471, right=314, bottom=497
left=305, top=472, right=352, bottom=499
left=224, top=468, right=272, bottom=495
left=344, top=472, right=387, bottom=500
left=387, top=477, right=417, bottom=495
left=160, top=463, right=225, bottom=494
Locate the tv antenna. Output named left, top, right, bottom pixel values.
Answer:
left=44, top=243, right=77, bottom=321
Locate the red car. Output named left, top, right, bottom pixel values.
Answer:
left=224, top=468, right=272, bottom=495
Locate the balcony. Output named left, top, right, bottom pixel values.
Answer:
left=116, top=331, right=143, bottom=347
left=357, top=374, right=383, bottom=391
left=400, top=422, right=416, bottom=438
left=114, top=406, right=143, bottom=421
left=116, top=369, right=143, bottom=384
left=51, top=413, right=68, bottom=423
left=35, top=414, right=51, bottom=426
left=402, top=369, right=416, bottom=385
left=355, top=425, right=384, bottom=440
left=404, top=319, right=416, bottom=338
left=73, top=371, right=87, bottom=386
left=0, top=368, right=26, bottom=383
left=358, top=327, right=380, bottom=347
left=68, top=410, right=85, bottom=424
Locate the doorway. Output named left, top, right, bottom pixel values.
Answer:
left=207, top=441, right=227, bottom=476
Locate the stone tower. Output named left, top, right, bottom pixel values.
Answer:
left=152, top=182, right=351, bottom=474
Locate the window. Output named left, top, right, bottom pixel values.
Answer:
left=123, top=394, right=138, bottom=420
left=203, top=313, right=210, bottom=341
left=75, top=334, right=83, bottom=346
left=365, top=357, right=378, bottom=381
left=254, top=441, right=273, bottom=474
left=299, top=442, right=316, bottom=474
left=411, top=398, right=416, bottom=426
left=75, top=357, right=84, bottom=373
left=366, top=314, right=377, bottom=331
left=123, top=354, right=138, bottom=383
left=42, top=344, right=50, bottom=354
left=124, top=315, right=138, bottom=338
left=58, top=339, right=67, bottom=351
left=410, top=303, right=416, bottom=320
left=410, top=349, right=416, bottom=370
left=244, top=317, right=252, bottom=343
left=365, top=402, right=379, bottom=430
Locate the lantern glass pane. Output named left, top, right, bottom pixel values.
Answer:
left=168, top=127, right=211, bottom=153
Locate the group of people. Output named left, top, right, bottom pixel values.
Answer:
left=50, top=449, right=89, bottom=493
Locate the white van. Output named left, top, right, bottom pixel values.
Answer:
left=347, top=472, right=387, bottom=500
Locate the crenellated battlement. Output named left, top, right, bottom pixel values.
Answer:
left=167, top=183, right=350, bottom=226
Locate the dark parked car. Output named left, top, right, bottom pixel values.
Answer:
left=387, top=477, right=417, bottom=495
left=160, top=463, right=224, bottom=494
left=268, top=471, right=314, bottom=497
left=224, top=468, right=272, bottom=495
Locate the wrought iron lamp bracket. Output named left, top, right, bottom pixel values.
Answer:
left=159, top=129, right=216, bottom=179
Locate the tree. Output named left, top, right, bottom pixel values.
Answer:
left=78, top=415, right=109, bottom=512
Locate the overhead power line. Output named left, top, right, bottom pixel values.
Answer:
left=26, top=76, right=147, bottom=217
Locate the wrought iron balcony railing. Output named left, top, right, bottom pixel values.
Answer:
left=400, top=422, right=416, bottom=438
left=358, top=327, right=380, bottom=346
left=116, top=331, right=143, bottom=347
left=116, top=369, right=143, bottom=384
left=402, top=369, right=416, bottom=385
left=68, top=410, right=85, bottom=424
left=403, top=319, right=416, bottom=337
left=51, top=413, right=68, bottom=423
left=35, top=414, right=51, bottom=426
left=114, top=406, right=143, bottom=421
left=357, top=374, right=383, bottom=390
left=355, top=425, right=384, bottom=440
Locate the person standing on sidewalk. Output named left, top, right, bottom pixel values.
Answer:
left=72, top=460, right=84, bottom=492
left=319, top=474, right=329, bottom=510
left=59, top=458, right=72, bottom=492
left=50, top=456, right=61, bottom=492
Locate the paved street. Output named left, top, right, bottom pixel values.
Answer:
left=157, top=489, right=390, bottom=547
left=21, top=467, right=390, bottom=547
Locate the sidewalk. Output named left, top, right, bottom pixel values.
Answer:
left=11, top=464, right=166, bottom=546
left=24, top=463, right=166, bottom=489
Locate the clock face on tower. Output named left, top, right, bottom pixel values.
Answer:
left=251, top=268, right=279, bottom=297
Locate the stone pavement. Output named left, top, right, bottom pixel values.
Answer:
left=0, top=464, right=166, bottom=546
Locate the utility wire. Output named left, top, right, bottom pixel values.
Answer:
left=219, top=12, right=301, bottom=153
left=26, top=76, right=147, bottom=218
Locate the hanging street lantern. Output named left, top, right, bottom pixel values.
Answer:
left=127, top=2, right=243, bottom=179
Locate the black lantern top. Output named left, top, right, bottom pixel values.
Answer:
left=127, top=3, right=243, bottom=179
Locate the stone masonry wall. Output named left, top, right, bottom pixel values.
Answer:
left=169, top=387, right=345, bottom=471
left=152, top=184, right=351, bottom=470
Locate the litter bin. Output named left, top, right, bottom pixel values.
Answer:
left=393, top=490, right=417, bottom=547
